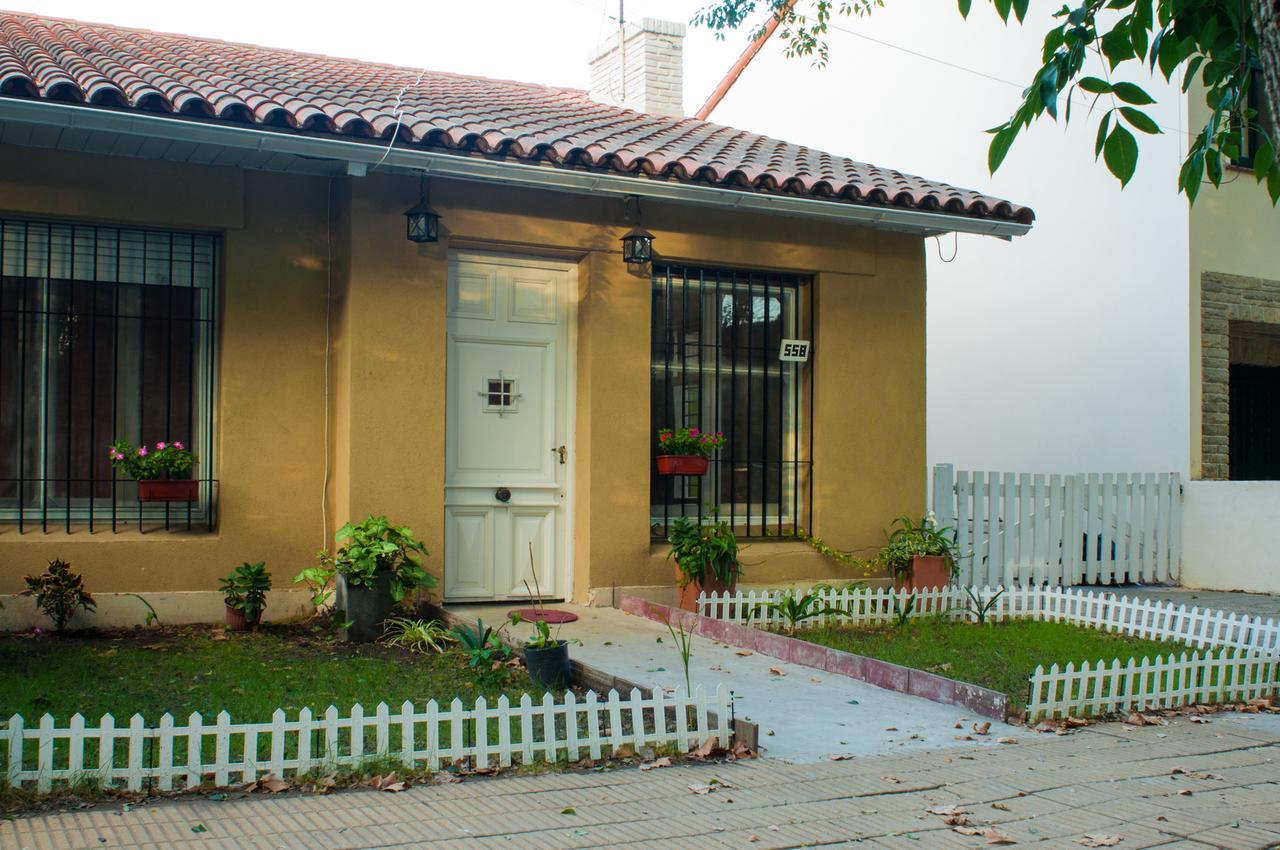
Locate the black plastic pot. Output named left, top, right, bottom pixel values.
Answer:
left=340, top=572, right=395, bottom=642
left=523, top=640, right=571, bottom=689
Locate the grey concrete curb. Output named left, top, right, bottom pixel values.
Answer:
left=617, top=594, right=1009, bottom=721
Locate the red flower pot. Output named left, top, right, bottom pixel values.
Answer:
left=674, top=561, right=736, bottom=612
left=656, top=455, right=709, bottom=476
left=224, top=604, right=262, bottom=632
left=138, top=479, right=198, bottom=502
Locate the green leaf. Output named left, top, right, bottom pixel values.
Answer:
left=1012, top=0, right=1029, bottom=22
left=1078, top=76, right=1112, bottom=94
left=1095, top=111, right=1112, bottom=158
left=988, top=126, right=1017, bottom=173
left=957, top=0, right=972, bottom=15
left=993, top=0, right=1013, bottom=22
left=1253, top=140, right=1275, bottom=183
left=1119, top=106, right=1161, bottom=134
left=1101, top=27, right=1135, bottom=66
left=1111, top=82, right=1155, bottom=104
left=1103, top=124, right=1139, bottom=186
left=1267, top=166, right=1280, bottom=205
left=1040, top=64, right=1061, bottom=119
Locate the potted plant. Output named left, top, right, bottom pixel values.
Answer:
left=510, top=612, right=571, bottom=689
left=220, top=561, right=271, bottom=631
left=314, top=515, right=436, bottom=642
left=667, top=515, right=741, bottom=611
left=655, top=427, right=725, bottom=476
left=108, top=439, right=196, bottom=502
left=878, top=514, right=958, bottom=592
left=22, top=559, right=95, bottom=632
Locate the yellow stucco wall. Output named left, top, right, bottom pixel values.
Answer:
left=0, top=144, right=926, bottom=611
left=1187, top=84, right=1280, bottom=478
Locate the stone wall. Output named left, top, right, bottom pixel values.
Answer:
left=1200, top=271, right=1280, bottom=479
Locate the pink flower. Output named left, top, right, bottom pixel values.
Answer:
left=659, top=434, right=669, bottom=442
left=174, top=441, right=185, bottom=451
left=689, top=428, right=700, bottom=436
left=137, top=446, right=148, bottom=457
left=156, top=441, right=167, bottom=450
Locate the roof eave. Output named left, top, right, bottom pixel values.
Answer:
left=0, top=98, right=1033, bottom=239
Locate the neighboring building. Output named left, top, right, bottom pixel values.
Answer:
left=0, top=12, right=1031, bottom=625
left=1182, top=73, right=1280, bottom=594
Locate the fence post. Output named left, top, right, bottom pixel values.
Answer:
left=932, top=463, right=956, bottom=531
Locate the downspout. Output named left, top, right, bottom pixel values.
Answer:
left=694, top=0, right=797, bottom=120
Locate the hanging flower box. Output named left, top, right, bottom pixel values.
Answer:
left=655, top=427, right=724, bottom=477
left=137, top=479, right=198, bottom=502
left=656, top=455, right=709, bottom=476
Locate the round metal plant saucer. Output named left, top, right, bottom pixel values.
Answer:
left=508, top=608, right=578, bottom=624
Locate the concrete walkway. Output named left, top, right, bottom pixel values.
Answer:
left=1112, top=586, right=1280, bottom=620
left=5, top=712, right=1278, bottom=849
left=449, top=602, right=1029, bottom=762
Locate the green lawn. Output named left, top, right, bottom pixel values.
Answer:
left=0, top=624, right=545, bottom=723
left=793, top=619, right=1188, bottom=709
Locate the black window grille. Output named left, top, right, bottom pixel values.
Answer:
left=0, top=218, right=219, bottom=532
left=650, top=264, right=813, bottom=539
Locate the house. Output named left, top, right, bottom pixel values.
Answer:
left=1181, top=72, right=1280, bottom=595
left=0, top=12, right=1032, bottom=626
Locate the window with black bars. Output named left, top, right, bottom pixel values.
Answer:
left=0, top=218, right=219, bottom=532
left=650, top=264, right=813, bottom=539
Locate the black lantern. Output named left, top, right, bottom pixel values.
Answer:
left=620, top=225, right=654, bottom=265
left=620, top=195, right=654, bottom=267
left=404, top=173, right=440, bottom=243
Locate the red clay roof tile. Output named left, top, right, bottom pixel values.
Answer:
left=0, top=10, right=1034, bottom=225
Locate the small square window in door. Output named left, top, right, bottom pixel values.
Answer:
left=480, top=373, right=521, bottom=416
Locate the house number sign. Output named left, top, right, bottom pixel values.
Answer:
left=779, top=339, right=811, bottom=363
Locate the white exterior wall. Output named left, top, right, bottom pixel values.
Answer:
left=1182, top=482, right=1280, bottom=593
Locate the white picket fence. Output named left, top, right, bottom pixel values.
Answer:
left=698, top=585, right=1279, bottom=720
left=1028, top=650, right=1277, bottom=721
left=2, top=686, right=731, bottom=793
left=931, top=464, right=1182, bottom=587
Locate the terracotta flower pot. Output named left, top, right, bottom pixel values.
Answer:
left=138, top=479, right=198, bottom=502
left=656, top=455, right=709, bottom=476
left=893, top=555, right=952, bottom=612
left=224, top=604, right=262, bottom=631
left=674, top=561, right=736, bottom=612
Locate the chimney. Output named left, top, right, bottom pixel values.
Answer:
left=588, top=18, right=685, bottom=117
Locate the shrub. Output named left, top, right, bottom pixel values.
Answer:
left=302, top=516, right=437, bottom=604
left=667, top=515, right=741, bottom=588
left=23, top=559, right=95, bottom=631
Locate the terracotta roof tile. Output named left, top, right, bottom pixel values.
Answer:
left=0, top=10, right=1034, bottom=225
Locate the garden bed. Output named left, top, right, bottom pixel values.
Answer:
left=0, top=622, right=547, bottom=724
left=788, top=620, right=1186, bottom=711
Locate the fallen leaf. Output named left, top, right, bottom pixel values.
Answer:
left=639, top=757, right=671, bottom=771
left=955, top=722, right=964, bottom=729
left=954, top=826, right=982, bottom=836
left=1074, top=835, right=1121, bottom=847
left=885, top=726, right=898, bottom=732
left=1177, top=789, right=1192, bottom=796
left=996, top=737, right=1018, bottom=744
left=945, top=815, right=970, bottom=826
left=735, top=649, right=753, bottom=656
left=561, top=807, right=576, bottom=815
left=828, top=753, right=854, bottom=761
left=768, top=667, right=786, bottom=676
left=983, top=828, right=1015, bottom=845
left=748, top=836, right=759, bottom=843
left=692, top=736, right=718, bottom=758
left=973, top=722, right=992, bottom=735
left=689, top=783, right=717, bottom=795
left=810, top=676, right=822, bottom=683
left=191, top=824, right=208, bottom=834
left=991, top=802, right=1012, bottom=811
left=881, top=775, right=900, bottom=784
left=382, top=781, right=407, bottom=793
left=927, top=805, right=969, bottom=817
left=613, top=743, right=635, bottom=759
left=1189, top=716, right=1211, bottom=724
left=261, top=775, right=289, bottom=793
left=955, top=735, right=976, bottom=741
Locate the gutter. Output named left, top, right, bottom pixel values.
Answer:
left=0, top=97, right=1032, bottom=239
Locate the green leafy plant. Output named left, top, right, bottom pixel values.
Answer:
left=665, top=617, right=695, bottom=694
left=107, top=439, right=195, bottom=480
left=310, top=516, right=436, bottom=603
left=745, top=587, right=847, bottom=635
left=451, top=619, right=512, bottom=676
left=219, top=561, right=272, bottom=620
left=956, top=587, right=1006, bottom=626
left=891, top=591, right=918, bottom=628
left=877, top=515, right=959, bottom=584
left=656, top=426, right=726, bottom=457
left=23, top=559, right=95, bottom=631
left=381, top=617, right=455, bottom=654
left=508, top=612, right=567, bottom=650
left=293, top=566, right=335, bottom=612
left=125, top=593, right=160, bottom=627
left=693, top=0, right=1280, bottom=205
left=667, top=515, right=741, bottom=588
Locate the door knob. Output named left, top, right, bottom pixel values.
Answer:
left=552, top=445, right=567, bottom=464
left=494, top=487, right=511, bottom=503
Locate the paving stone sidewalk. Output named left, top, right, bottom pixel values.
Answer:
left=4, top=712, right=1279, bottom=849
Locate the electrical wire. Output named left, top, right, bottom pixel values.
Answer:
left=322, top=177, right=333, bottom=549
left=934, top=231, right=959, bottom=263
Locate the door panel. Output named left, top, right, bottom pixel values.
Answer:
left=445, top=255, right=571, bottom=601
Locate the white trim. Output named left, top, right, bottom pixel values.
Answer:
left=0, top=98, right=1032, bottom=239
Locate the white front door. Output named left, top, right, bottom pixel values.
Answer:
left=444, top=253, right=573, bottom=601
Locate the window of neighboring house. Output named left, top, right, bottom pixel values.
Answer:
left=649, top=264, right=812, bottom=539
left=0, top=218, right=218, bottom=532
left=1228, top=322, right=1280, bottom=480
left=1233, top=66, right=1274, bottom=169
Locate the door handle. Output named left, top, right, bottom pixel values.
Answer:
left=552, top=445, right=567, bottom=464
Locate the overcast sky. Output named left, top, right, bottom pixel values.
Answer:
left=26, top=0, right=1193, bottom=476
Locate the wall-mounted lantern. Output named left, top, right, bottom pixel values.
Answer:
left=404, top=172, right=440, bottom=243
left=620, top=195, right=654, bottom=268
